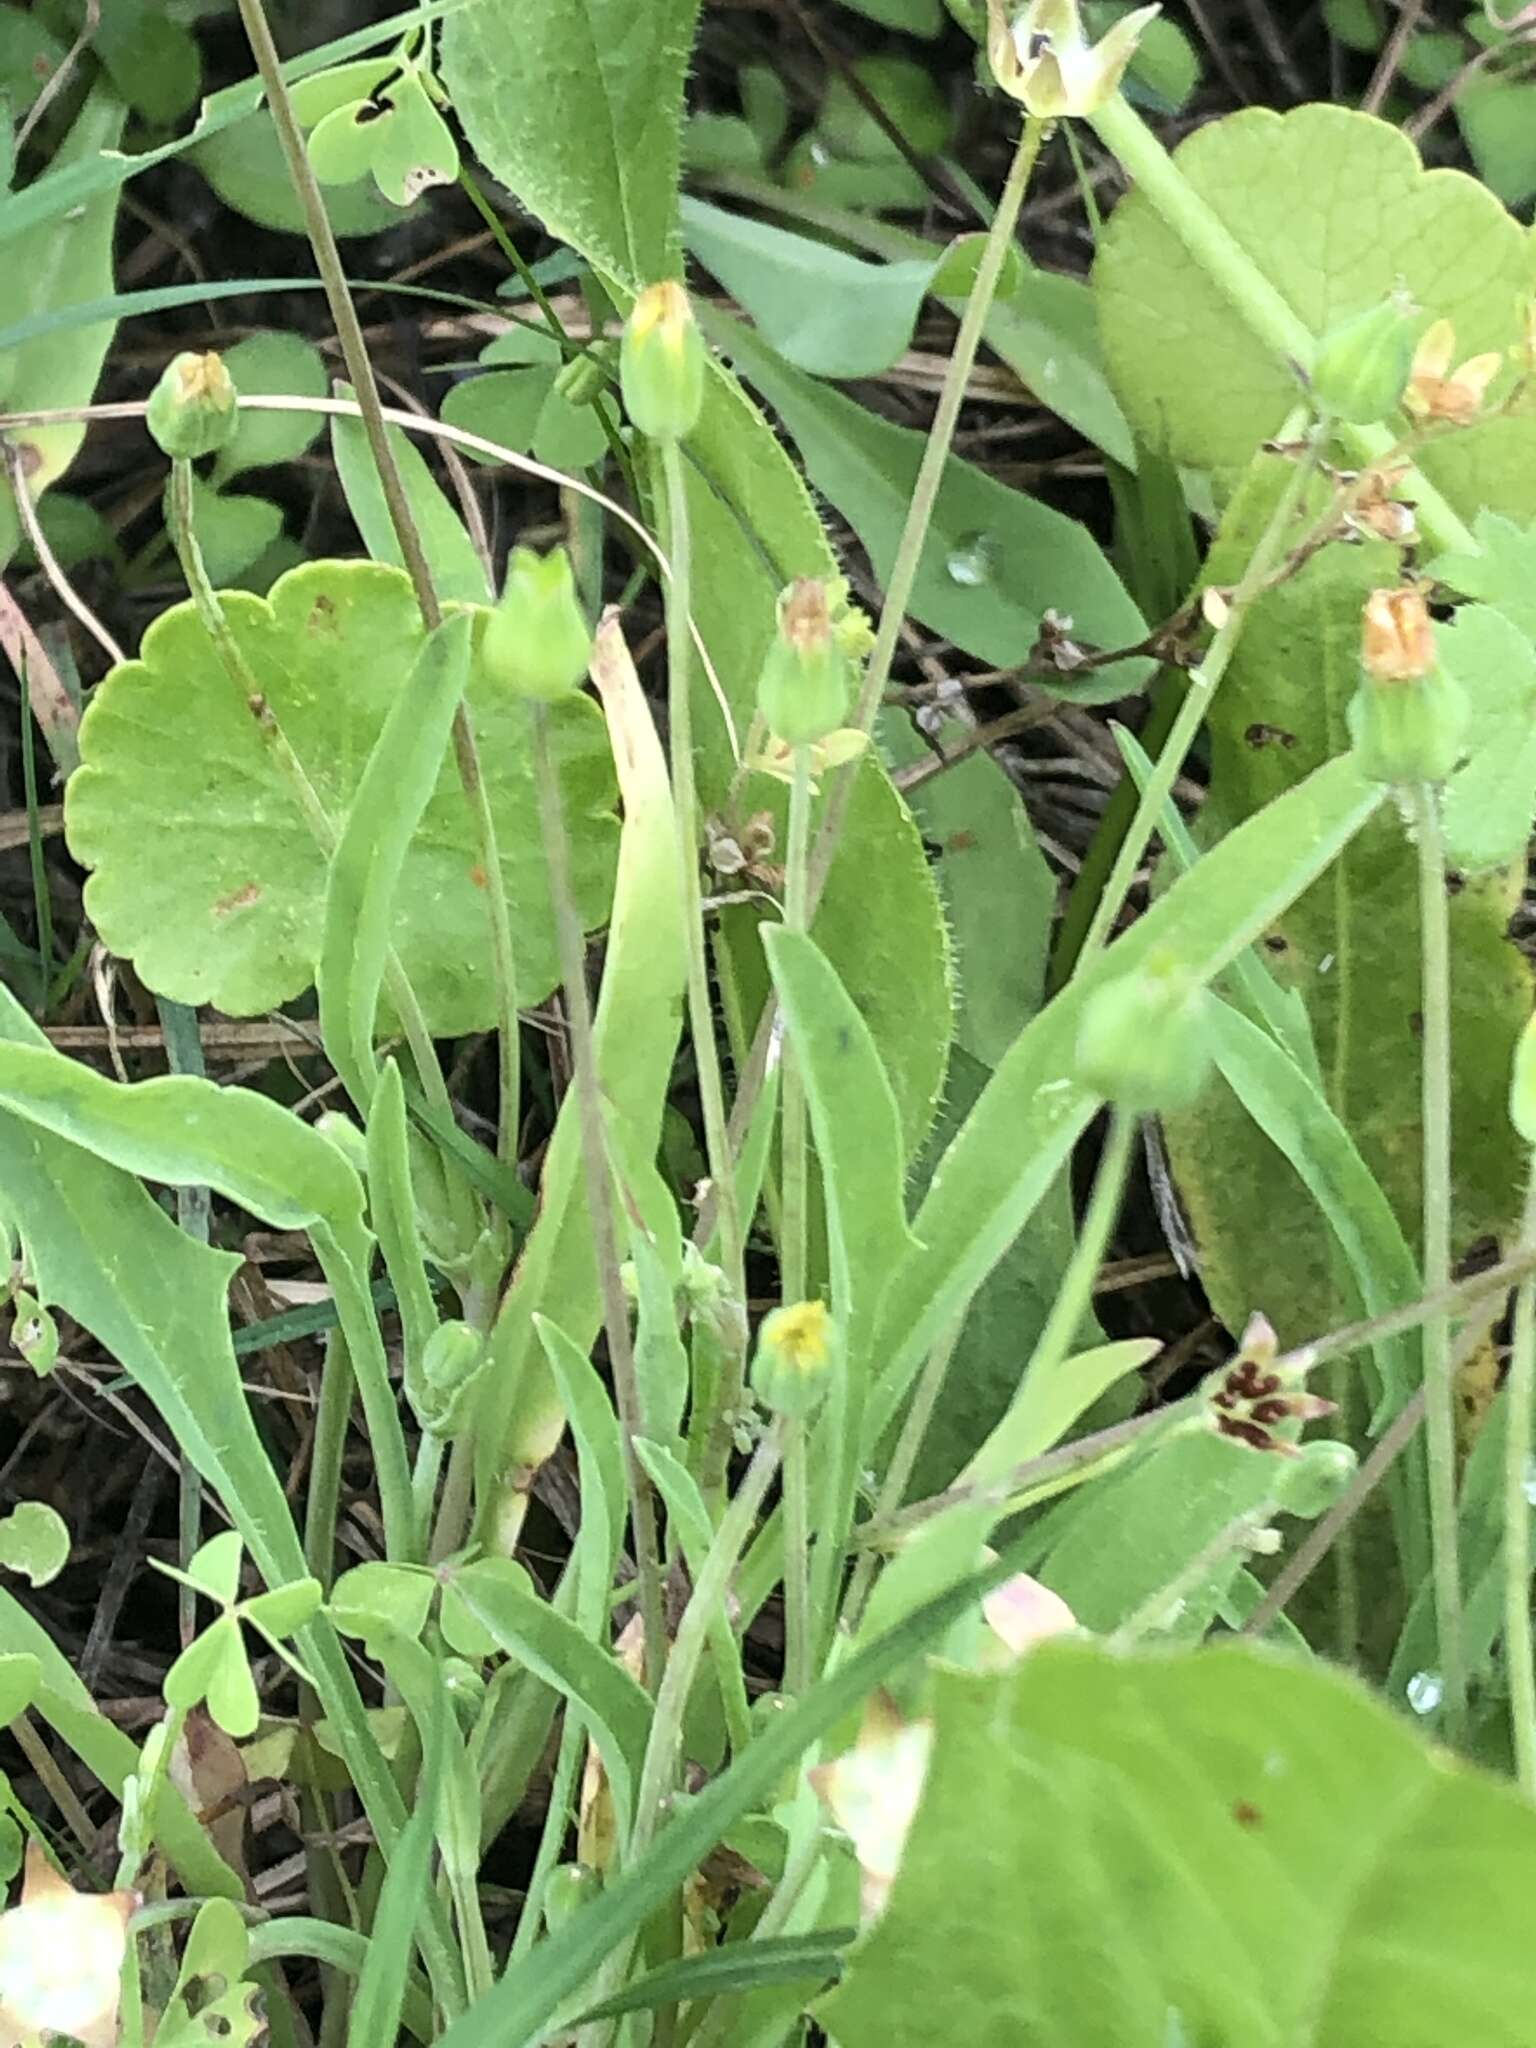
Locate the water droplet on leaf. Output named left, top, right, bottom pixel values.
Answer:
left=1407, top=1669, right=1443, bottom=1716
left=945, top=531, right=997, bottom=587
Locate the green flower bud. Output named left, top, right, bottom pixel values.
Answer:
left=1074, top=952, right=1213, bottom=1115
left=543, top=1863, right=602, bottom=1933
left=1278, top=1438, right=1358, bottom=1519
left=414, top=1319, right=488, bottom=1438
left=620, top=282, right=705, bottom=442
left=757, top=579, right=852, bottom=746
left=481, top=545, right=592, bottom=702
left=147, top=351, right=238, bottom=461
left=1511, top=1012, right=1536, bottom=1145
left=751, top=1299, right=841, bottom=1419
left=1310, top=292, right=1419, bottom=425
left=1347, top=587, right=1467, bottom=785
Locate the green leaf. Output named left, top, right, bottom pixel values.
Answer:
left=184, top=477, right=284, bottom=587
left=439, top=1556, right=537, bottom=1660
left=869, top=754, right=1385, bottom=1407
left=675, top=361, right=952, bottom=1152
left=1438, top=604, right=1536, bottom=874
left=188, top=1529, right=245, bottom=1605
left=0, top=93, right=125, bottom=563
left=0, top=1503, right=68, bottom=1588
left=329, top=1563, right=436, bottom=1647
left=1158, top=461, right=1526, bottom=1419
left=1432, top=509, right=1536, bottom=639
left=331, top=395, right=492, bottom=605
left=471, top=625, right=686, bottom=1519
left=819, top=1642, right=1536, bottom=2048
left=156, top=1898, right=263, bottom=2048
left=194, top=114, right=407, bottom=239
left=444, top=1559, right=653, bottom=1823
left=242, top=1577, right=324, bottom=1641
left=572, top=1931, right=853, bottom=2024
left=1093, top=103, right=1536, bottom=520
left=707, top=309, right=1150, bottom=698
left=0, top=1655, right=37, bottom=1726
left=349, top=1671, right=451, bottom=2048
left=442, top=0, right=704, bottom=288
left=764, top=927, right=920, bottom=1366
left=90, top=0, right=201, bottom=125
left=1458, top=77, right=1536, bottom=210
left=318, top=613, right=473, bottom=1107
left=211, top=331, right=329, bottom=485
left=682, top=198, right=939, bottom=379
left=832, top=0, right=943, bottom=33
left=65, top=561, right=618, bottom=1030
left=367, top=71, right=461, bottom=207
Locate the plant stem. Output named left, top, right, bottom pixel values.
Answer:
left=236, top=0, right=522, bottom=1161
left=304, top=1327, right=353, bottom=1590
left=782, top=1421, right=812, bottom=1697
left=964, top=1109, right=1136, bottom=1485
left=779, top=744, right=815, bottom=1305
left=1506, top=1165, right=1536, bottom=1795
left=806, top=114, right=1047, bottom=909
left=1087, top=94, right=1476, bottom=557
left=530, top=702, right=667, bottom=1691
left=1409, top=780, right=1464, bottom=1736
left=840, top=1320, right=963, bottom=1632
left=1075, top=429, right=1325, bottom=963
left=658, top=437, right=749, bottom=1508
left=1111, top=1505, right=1276, bottom=1648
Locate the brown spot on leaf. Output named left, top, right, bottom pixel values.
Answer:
left=1232, top=1800, right=1262, bottom=1829
left=945, top=831, right=978, bottom=854
left=1244, top=723, right=1297, bottom=750
left=214, top=883, right=262, bottom=918
left=469, top=864, right=488, bottom=889
left=307, top=594, right=338, bottom=634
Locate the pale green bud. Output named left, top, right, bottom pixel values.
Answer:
left=620, top=282, right=705, bottom=442
left=757, top=579, right=852, bottom=746
left=481, top=545, right=592, bottom=702
left=1310, top=292, right=1419, bottom=425
left=751, top=1300, right=841, bottom=1419
left=147, top=352, right=238, bottom=460
left=986, top=0, right=1161, bottom=116
left=1347, top=587, right=1467, bottom=785
left=1074, top=952, right=1213, bottom=1114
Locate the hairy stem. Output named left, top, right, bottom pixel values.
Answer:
left=1409, top=780, right=1463, bottom=1735
left=1506, top=1168, right=1536, bottom=1795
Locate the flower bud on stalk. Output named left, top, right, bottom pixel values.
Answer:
left=985, top=0, right=1161, bottom=116
left=481, top=545, right=592, bottom=702
left=751, top=1299, right=841, bottom=1419
left=757, top=578, right=853, bottom=746
left=1310, top=292, right=1418, bottom=425
left=1074, top=951, right=1213, bottom=1115
left=147, top=351, right=238, bottom=460
left=620, top=281, right=705, bottom=442
left=1347, top=586, right=1468, bottom=785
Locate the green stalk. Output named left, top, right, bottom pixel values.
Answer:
left=235, top=0, right=522, bottom=1164
left=1506, top=1166, right=1536, bottom=1796
left=778, top=743, right=816, bottom=1694
left=1087, top=94, right=1476, bottom=558
left=806, top=114, right=1047, bottom=908
left=17, top=692, right=52, bottom=1017
left=1409, top=780, right=1463, bottom=1735
left=1075, top=427, right=1325, bottom=964
left=840, top=1320, right=963, bottom=1632
left=963, top=1109, right=1136, bottom=1486
left=530, top=702, right=667, bottom=1691
left=659, top=436, right=749, bottom=1507
left=781, top=1424, right=812, bottom=1697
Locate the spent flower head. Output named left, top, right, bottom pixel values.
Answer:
left=1404, top=319, right=1502, bottom=426
left=1206, top=1313, right=1335, bottom=1457
left=985, top=0, right=1161, bottom=116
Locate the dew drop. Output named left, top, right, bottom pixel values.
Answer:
left=945, top=530, right=997, bottom=588
left=1407, top=1669, right=1444, bottom=1716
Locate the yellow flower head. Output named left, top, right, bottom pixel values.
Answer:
left=1404, top=319, right=1502, bottom=425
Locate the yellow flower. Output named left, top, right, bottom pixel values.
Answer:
left=985, top=0, right=1161, bottom=117
left=0, top=1843, right=135, bottom=2048
left=1404, top=319, right=1502, bottom=425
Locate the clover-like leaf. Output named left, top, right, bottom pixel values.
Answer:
left=241, top=1577, right=323, bottom=1643
left=1094, top=105, right=1536, bottom=513
left=186, top=1530, right=244, bottom=1608
left=0, top=1504, right=69, bottom=1590
left=65, top=561, right=619, bottom=1029
left=328, top=1561, right=435, bottom=1647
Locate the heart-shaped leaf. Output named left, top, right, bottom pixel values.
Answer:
left=65, top=561, right=619, bottom=1030
left=0, top=1504, right=68, bottom=1589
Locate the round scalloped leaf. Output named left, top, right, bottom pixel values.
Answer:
left=1094, top=105, right=1536, bottom=513
left=65, top=561, right=618, bottom=1030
